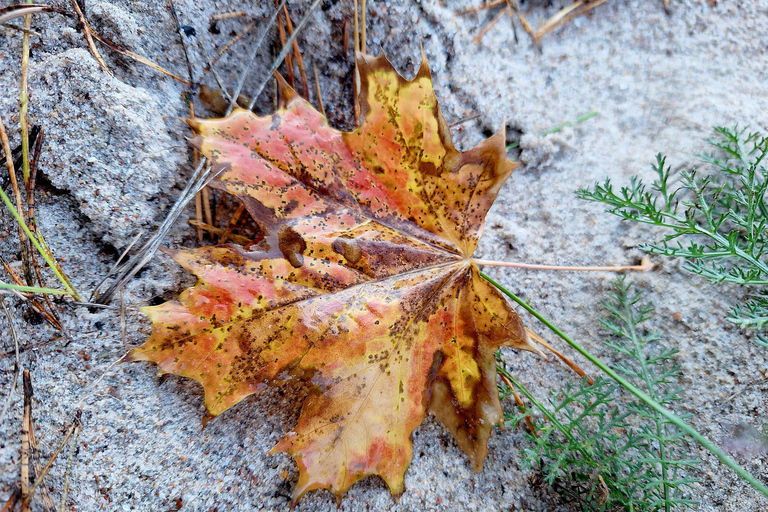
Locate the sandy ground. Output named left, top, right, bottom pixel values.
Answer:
left=1, top=0, right=768, bottom=510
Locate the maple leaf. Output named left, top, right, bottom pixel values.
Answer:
left=128, top=53, right=538, bottom=502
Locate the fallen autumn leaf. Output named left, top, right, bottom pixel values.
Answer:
left=128, top=52, right=537, bottom=503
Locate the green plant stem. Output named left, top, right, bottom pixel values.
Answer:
left=481, top=271, right=768, bottom=498
left=0, top=185, right=80, bottom=300
left=615, top=289, right=672, bottom=512
left=0, top=281, right=68, bottom=294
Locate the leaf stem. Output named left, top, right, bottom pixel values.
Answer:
left=481, top=271, right=768, bottom=498
left=472, top=258, right=652, bottom=272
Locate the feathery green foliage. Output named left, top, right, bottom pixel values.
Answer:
left=576, top=127, right=768, bottom=343
left=498, top=278, right=699, bottom=511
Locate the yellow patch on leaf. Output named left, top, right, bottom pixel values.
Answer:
left=129, top=53, right=536, bottom=503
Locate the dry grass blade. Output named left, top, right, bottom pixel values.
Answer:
left=168, top=0, right=194, bottom=84
left=23, top=415, right=79, bottom=507
left=89, top=231, right=143, bottom=302
left=93, top=161, right=215, bottom=304
left=352, top=0, right=360, bottom=125
left=20, top=5, right=31, bottom=186
left=532, top=0, right=608, bottom=43
left=0, top=4, right=66, bottom=25
left=218, top=203, right=246, bottom=244
left=526, top=328, right=594, bottom=385
left=26, top=401, right=55, bottom=512
left=211, top=10, right=248, bottom=21
left=457, top=0, right=506, bottom=15
left=68, top=0, right=111, bottom=74
left=187, top=220, right=252, bottom=246
left=21, top=370, right=32, bottom=509
left=58, top=413, right=81, bottom=512
left=499, top=372, right=538, bottom=436
left=0, top=298, right=21, bottom=427
left=472, top=5, right=507, bottom=44
left=246, top=0, right=322, bottom=110
left=507, top=0, right=536, bottom=42
left=1, top=256, right=62, bottom=330
left=94, top=0, right=300, bottom=304
left=88, top=28, right=190, bottom=84
left=26, top=127, right=64, bottom=332
left=0, top=109, right=33, bottom=288
left=275, top=0, right=295, bottom=88
left=210, top=21, right=255, bottom=66
left=282, top=5, right=309, bottom=98
left=229, top=0, right=287, bottom=114
left=313, top=66, right=326, bottom=117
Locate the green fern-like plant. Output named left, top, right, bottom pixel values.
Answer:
left=576, top=127, right=768, bottom=343
left=498, top=278, right=699, bottom=511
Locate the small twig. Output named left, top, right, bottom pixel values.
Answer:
left=0, top=298, right=21, bottom=427
left=58, top=414, right=81, bottom=512
left=211, top=21, right=255, bottom=66
left=69, top=0, right=111, bottom=75
left=448, top=113, right=482, bottom=128
left=211, top=10, right=248, bottom=21
left=21, top=370, right=32, bottom=508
